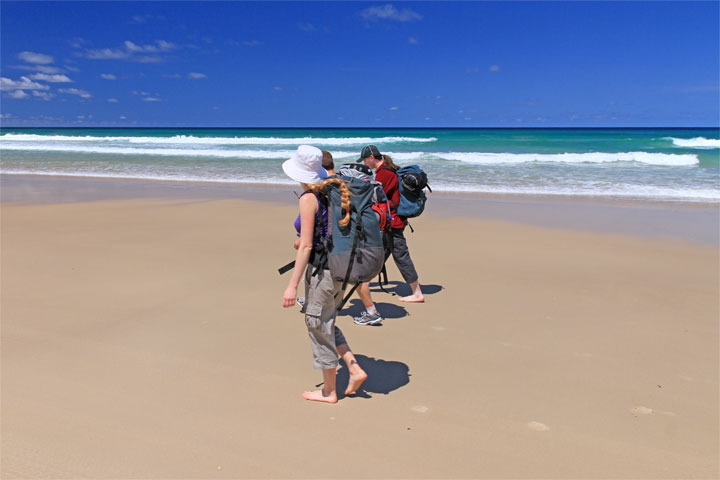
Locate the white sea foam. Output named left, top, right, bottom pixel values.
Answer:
left=0, top=143, right=306, bottom=158
left=666, top=137, right=720, bottom=149
left=433, top=151, right=699, bottom=166
left=0, top=142, right=700, bottom=167
left=2, top=169, right=717, bottom=202
left=0, top=133, right=437, bottom=146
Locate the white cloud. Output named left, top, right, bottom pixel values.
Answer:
left=188, top=72, right=206, bottom=79
left=389, top=106, right=398, bottom=111
left=59, top=88, right=92, bottom=99
left=107, top=98, right=119, bottom=103
left=162, top=74, right=182, bottom=78
left=86, top=40, right=176, bottom=62
left=132, top=90, right=150, bottom=96
left=119, top=115, right=127, bottom=119
left=408, top=37, right=418, bottom=44
left=11, top=64, right=63, bottom=74
left=18, top=51, right=54, bottom=65
left=361, top=4, right=422, bottom=22
left=124, top=40, right=175, bottom=53
left=464, top=117, right=472, bottom=121
left=28, top=73, right=72, bottom=83
left=0, top=76, right=49, bottom=91
left=425, top=117, right=431, bottom=120
left=489, top=65, right=501, bottom=72
left=0, top=113, right=12, bottom=118
left=7, top=90, right=29, bottom=99
left=273, top=86, right=283, bottom=91
left=32, top=90, right=55, bottom=101
left=142, top=97, right=162, bottom=102
left=242, top=40, right=262, bottom=47
left=101, top=74, right=117, bottom=80
left=86, top=48, right=128, bottom=60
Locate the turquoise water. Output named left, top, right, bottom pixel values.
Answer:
left=1, top=128, right=718, bottom=202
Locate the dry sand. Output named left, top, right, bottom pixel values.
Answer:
left=1, top=182, right=718, bottom=478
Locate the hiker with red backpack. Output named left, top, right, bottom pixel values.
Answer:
left=353, top=145, right=425, bottom=326
left=281, top=145, right=370, bottom=403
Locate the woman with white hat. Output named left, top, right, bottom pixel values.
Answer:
left=281, top=145, right=367, bottom=403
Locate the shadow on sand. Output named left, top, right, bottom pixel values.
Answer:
left=368, top=281, right=444, bottom=297
left=339, top=299, right=409, bottom=321
left=336, top=354, right=411, bottom=399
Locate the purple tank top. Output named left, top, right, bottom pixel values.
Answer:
left=293, top=193, right=328, bottom=245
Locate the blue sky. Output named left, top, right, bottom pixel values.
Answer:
left=1, top=1, right=718, bottom=127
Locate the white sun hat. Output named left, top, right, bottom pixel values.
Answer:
left=282, top=145, right=328, bottom=184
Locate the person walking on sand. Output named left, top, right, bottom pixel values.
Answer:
left=353, top=145, right=424, bottom=325
left=321, top=150, right=335, bottom=176
left=281, top=145, right=367, bottom=403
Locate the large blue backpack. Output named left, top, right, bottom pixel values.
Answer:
left=393, top=165, right=432, bottom=218
left=323, top=176, right=385, bottom=288
left=278, top=176, right=385, bottom=309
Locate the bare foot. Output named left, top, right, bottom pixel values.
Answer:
left=302, top=389, right=338, bottom=403
left=399, top=294, right=424, bottom=303
left=345, top=370, right=368, bottom=395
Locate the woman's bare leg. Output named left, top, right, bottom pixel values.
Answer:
left=302, top=368, right=338, bottom=403
left=337, top=343, right=367, bottom=395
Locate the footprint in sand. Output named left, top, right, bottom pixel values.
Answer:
left=432, top=326, right=447, bottom=332
left=527, top=421, right=550, bottom=432
left=632, top=406, right=653, bottom=416
left=411, top=405, right=429, bottom=413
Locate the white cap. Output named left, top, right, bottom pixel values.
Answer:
left=282, top=145, right=328, bottom=184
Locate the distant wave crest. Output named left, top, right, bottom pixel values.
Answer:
left=432, top=151, right=699, bottom=166
left=0, top=142, right=699, bottom=166
left=666, top=137, right=720, bottom=149
left=0, top=133, right=437, bottom=146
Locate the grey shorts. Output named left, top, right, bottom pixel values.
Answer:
left=304, top=266, right=348, bottom=370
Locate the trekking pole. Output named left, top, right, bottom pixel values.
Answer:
left=336, top=282, right=360, bottom=312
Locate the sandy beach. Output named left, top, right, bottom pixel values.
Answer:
left=2, top=175, right=718, bottom=478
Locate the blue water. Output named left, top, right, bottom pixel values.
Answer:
left=1, top=128, right=718, bottom=202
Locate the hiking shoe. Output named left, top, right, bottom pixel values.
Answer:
left=297, top=297, right=306, bottom=313
left=353, top=311, right=383, bottom=326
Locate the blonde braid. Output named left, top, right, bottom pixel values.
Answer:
left=306, top=178, right=352, bottom=226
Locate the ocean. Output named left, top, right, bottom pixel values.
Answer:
left=1, top=128, right=718, bottom=203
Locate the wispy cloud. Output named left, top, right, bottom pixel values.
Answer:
left=85, top=40, right=177, bottom=62
left=32, top=90, right=55, bottom=101
left=408, top=37, right=418, bottom=45
left=242, top=40, right=263, bottom=47
left=361, top=4, right=422, bottom=22
left=1, top=76, right=50, bottom=91
left=101, top=74, right=117, bottom=80
left=162, top=74, right=183, bottom=78
left=389, top=106, right=398, bottom=111
left=28, top=73, right=72, bottom=83
left=188, top=72, right=207, bottom=79
left=10, top=64, right=64, bottom=74
left=142, top=97, right=162, bottom=102
left=7, top=90, right=29, bottom=99
left=59, top=88, right=92, bottom=99
left=107, top=98, right=119, bottom=103
left=18, top=51, right=54, bottom=65
left=489, top=65, right=501, bottom=72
